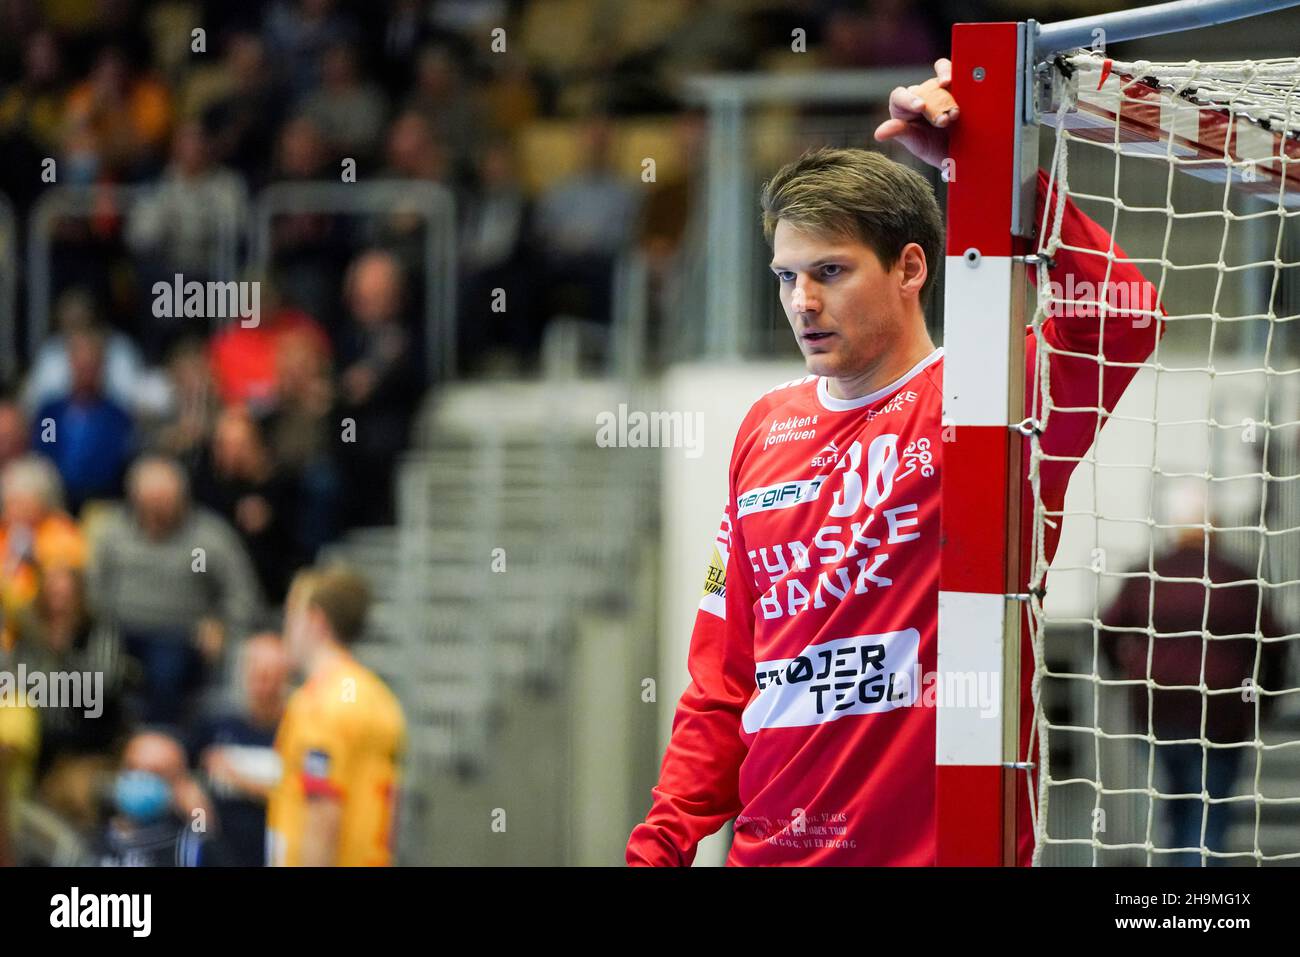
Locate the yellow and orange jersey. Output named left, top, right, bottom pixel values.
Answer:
left=0, top=514, right=87, bottom=652
left=266, top=655, right=405, bottom=867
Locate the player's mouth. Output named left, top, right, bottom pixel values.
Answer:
left=801, top=330, right=836, bottom=348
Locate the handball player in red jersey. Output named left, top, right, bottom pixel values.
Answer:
left=627, top=58, right=1166, bottom=865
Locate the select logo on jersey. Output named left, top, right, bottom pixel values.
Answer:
left=810, top=440, right=839, bottom=468
left=742, top=629, right=919, bottom=733
left=736, top=477, right=827, bottom=518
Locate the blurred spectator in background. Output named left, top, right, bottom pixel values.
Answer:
left=193, top=407, right=301, bottom=604
left=13, top=566, right=128, bottom=832
left=375, top=109, right=454, bottom=282
left=0, top=692, right=38, bottom=867
left=88, top=455, right=262, bottom=728
left=0, top=399, right=28, bottom=473
left=90, top=730, right=211, bottom=866
left=24, top=288, right=145, bottom=415
left=145, top=335, right=220, bottom=473
left=533, top=117, right=641, bottom=327
left=336, top=249, right=419, bottom=528
left=480, top=59, right=541, bottom=139
left=821, top=1, right=940, bottom=69
left=458, top=136, right=539, bottom=374
left=192, top=632, right=290, bottom=866
left=127, top=119, right=248, bottom=276
left=1, top=455, right=87, bottom=650
left=370, top=0, right=441, bottom=97
left=267, top=566, right=405, bottom=866
left=302, top=41, right=388, bottom=164
left=637, top=110, right=706, bottom=362
left=32, top=323, right=136, bottom=513
left=208, top=277, right=331, bottom=411
left=0, top=29, right=66, bottom=216
left=270, top=113, right=350, bottom=326
left=127, top=120, right=249, bottom=355
left=1103, top=484, right=1291, bottom=865
left=199, top=32, right=282, bottom=189
left=404, top=43, right=482, bottom=178
left=266, top=326, right=343, bottom=556
left=63, top=46, right=172, bottom=181
left=637, top=111, right=703, bottom=273
left=381, top=109, right=451, bottom=185
left=652, top=0, right=755, bottom=82
left=263, top=0, right=358, bottom=105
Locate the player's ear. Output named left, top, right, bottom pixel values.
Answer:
left=897, top=242, right=928, bottom=297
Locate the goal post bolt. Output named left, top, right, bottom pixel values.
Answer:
left=1011, top=417, right=1043, bottom=437
left=1017, top=252, right=1057, bottom=269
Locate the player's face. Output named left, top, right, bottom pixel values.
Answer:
left=770, top=221, right=920, bottom=382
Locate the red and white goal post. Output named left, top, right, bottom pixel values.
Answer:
left=937, top=0, right=1300, bottom=865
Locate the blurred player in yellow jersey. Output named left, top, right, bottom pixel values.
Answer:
left=266, top=565, right=406, bottom=866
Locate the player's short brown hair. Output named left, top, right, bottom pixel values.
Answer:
left=759, top=147, right=944, bottom=306
left=300, top=564, right=371, bottom=645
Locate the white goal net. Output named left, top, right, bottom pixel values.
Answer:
left=1027, top=49, right=1300, bottom=865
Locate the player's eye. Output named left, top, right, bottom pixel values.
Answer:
left=775, top=271, right=795, bottom=283
left=821, top=264, right=843, bottom=278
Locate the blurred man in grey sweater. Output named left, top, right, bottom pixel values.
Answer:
left=88, top=455, right=262, bottom=728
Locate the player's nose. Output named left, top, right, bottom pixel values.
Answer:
left=790, top=282, right=821, bottom=316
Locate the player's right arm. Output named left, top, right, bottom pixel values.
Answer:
left=300, top=794, right=343, bottom=867
left=627, top=462, right=759, bottom=866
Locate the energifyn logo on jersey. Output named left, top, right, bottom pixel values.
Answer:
left=736, top=477, right=827, bottom=518
left=742, top=629, right=919, bottom=733
left=737, top=434, right=901, bottom=519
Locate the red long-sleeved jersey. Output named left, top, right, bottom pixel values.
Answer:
left=628, top=169, right=1167, bottom=866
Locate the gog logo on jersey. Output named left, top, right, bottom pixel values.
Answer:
left=739, top=431, right=935, bottom=623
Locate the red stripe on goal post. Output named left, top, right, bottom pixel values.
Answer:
left=937, top=764, right=1004, bottom=864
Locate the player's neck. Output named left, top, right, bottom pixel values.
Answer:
left=827, top=323, right=936, bottom=401
left=305, top=641, right=352, bottom=678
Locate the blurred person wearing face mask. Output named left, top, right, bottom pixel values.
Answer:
left=191, top=633, right=289, bottom=866
left=90, top=731, right=211, bottom=867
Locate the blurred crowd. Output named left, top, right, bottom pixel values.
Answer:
left=0, top=0, right=1110, bottom=866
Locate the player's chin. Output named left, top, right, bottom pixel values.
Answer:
left=801, top=348, right=839, bottom=378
